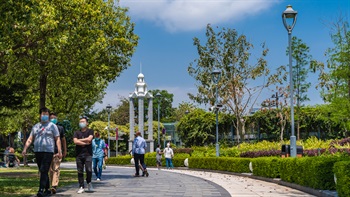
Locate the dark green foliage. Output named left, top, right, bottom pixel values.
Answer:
left=0, top=83, right=29, bottom=112
left=334, top=161, right=350, bottom=197
left=189, top=157, right=250, bottom=173
left=279, top=156, right=350, bottom=190
left=107, top=156, right=131, bottom=165
left=252, top=157, right=280, bottom=178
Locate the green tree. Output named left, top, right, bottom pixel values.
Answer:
left=313, top=18, right=350, bottom=101
left=172, top=101, right=196, bottom=122
left=148, top=89, right=174, bottom=122
left=112, top=97, right=130, bottom=125
left=188, top=24, right=282, bottom=143
left=176, top=109, right=216, bottom=146
left=0, top=83, right=30, bottom=116
left=311, top=17, right=350, bottom=137
left=290, top=36, right=312, bottom=139
left=0, top=0, right=138, bottom=116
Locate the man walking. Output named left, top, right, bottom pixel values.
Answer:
left=49, top=112, right=67, bottom=194
left=73, top=117, right=94, bottom=194
left=132, top=131, right=148, bottom=177
left=92, top=131, right=107, bottom=181
left=22, top=107, right=62, bottom=197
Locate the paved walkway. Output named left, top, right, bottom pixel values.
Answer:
left=46, top=162, right=321, bottom=197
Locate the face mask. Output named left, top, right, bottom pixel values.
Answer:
left=50, top=118, right=57, bottom=124
left=79, top=122, right=86, bottom=128
left=41, top=115, right=49, bottom=122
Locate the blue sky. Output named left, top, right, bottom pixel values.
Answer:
left=93, top=0, right=350, bottom=111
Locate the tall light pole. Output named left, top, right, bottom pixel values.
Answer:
left=106, top=104, right=112, bottom=157
left=282, top=5, right=297, bottom=157
left=155, top=92, right=162, bottom=146
left=211, top=69, right=221, bottom=157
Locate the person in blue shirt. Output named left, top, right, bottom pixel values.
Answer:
left=132, top=131, right=148, bottom=177
left=92, top=131, right=107, bottom=181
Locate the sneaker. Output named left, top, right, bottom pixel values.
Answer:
left=44, top=189, right=51, bottom=196
left=96, top=178, right=101, bottom=181
left=77, top=187, right=85, bottom=194
left=36, top=191, right=44, bottom=197
left=87, top=183, right=94, bottom=192
left=51, top=186, right=57, bottom=194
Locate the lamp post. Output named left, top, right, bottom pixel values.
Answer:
left=211, top=69, right=221, bottom=157
left=106, top=104, right=112, bottom=157
left=282, top=5, right=297, bottom=157
left=155, top=92, right=162, bottom=146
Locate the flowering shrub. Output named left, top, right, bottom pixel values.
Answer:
left=240, top=148, right=350, bottom=158
left=240, top=150, right=281, bottom=158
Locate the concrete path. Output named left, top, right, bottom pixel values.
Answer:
left=48, top=162, right=319, bottom=197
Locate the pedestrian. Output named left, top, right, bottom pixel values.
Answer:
left=103, top=143, right=109, bottom=169
left=163, top=142, right=174, bottom=169
left=132, top=131, right=148, bottom=177
left=73, top=117, right=94, bottom=194
left=155, top=144, right=163, bottom=170
left=22, top=107, right=62, bottom=197
left=49, top=112, right=67, bottom=194
left=92, top=131, right=106, bottom=181
left=7, top=147, right=20, bottom=167
left=3, top=146, right=10, bottom=165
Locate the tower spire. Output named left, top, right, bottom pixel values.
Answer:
left=140, top=62, right=142, bottom=73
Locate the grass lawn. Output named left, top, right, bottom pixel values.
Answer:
left=0, top=166, right=77, bottom=197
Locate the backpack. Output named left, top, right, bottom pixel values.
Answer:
left=8, top=154, right=16, bottom=167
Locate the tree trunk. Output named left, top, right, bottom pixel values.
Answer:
left=235, top=119, right=240, bottom=144
left=39, top=73, right=47, bottom=109
left=280, top=126, right=284, bottom=141
left=297, top=119, right=300, bottom=140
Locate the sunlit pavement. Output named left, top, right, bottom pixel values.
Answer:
left=29, top=162, right=335, bottom=197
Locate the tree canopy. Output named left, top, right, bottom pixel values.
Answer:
left=0, top=0, right=138, bottom=137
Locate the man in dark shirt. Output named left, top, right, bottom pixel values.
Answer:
left=49, top=113, right=67, bottom=194
left=73, top=117, right=94, bottom=194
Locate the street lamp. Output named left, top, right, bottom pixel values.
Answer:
left=282, top=5, right=297, bottom=157
left=155, top=92, right=162, bottom=146
left=211, top=69, right=221, bottom=157
left=106, top=104, right=112, bottom=157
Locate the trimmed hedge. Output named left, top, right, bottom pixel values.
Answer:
left=105, top=155, right=188, bottom=168
left=252, top=157, right=280, bottom=178
left=252, top=156, right=350, bottom=190
left=280, top=156, right=349, bottom=190
left=188, top=157, right=250, bottom=173
left=334, top=161, right=350, bottom=197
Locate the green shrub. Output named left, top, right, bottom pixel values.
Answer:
left=279, top=156, right=349, bottom=190
left=189, top=157, right=250, bottom=173
left=107, top=156, right=131, bottom=165
left=334, top=161, right=350, bottom=197
left=252, top=157, right=280, bottom=178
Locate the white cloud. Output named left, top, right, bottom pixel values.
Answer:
left=119, top=0, right=279, bottom=32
